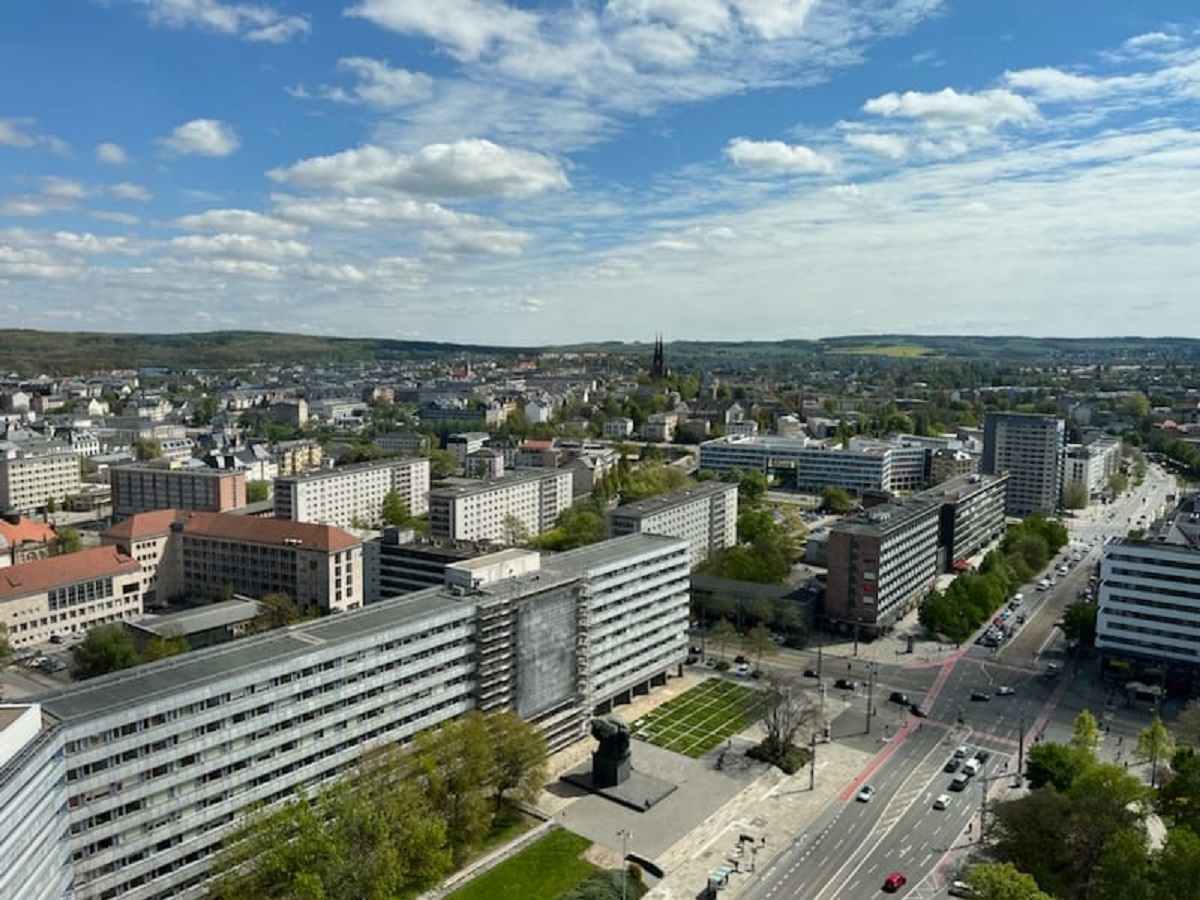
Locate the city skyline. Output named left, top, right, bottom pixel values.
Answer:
left=2, top=1, right=1199, bottom=345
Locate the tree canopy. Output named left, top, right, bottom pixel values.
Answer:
left=71, top=624, right=140, bottom=680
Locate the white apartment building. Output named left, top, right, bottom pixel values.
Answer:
left=0, top=534, right=689, bottom=900
left=0, top=439, right=83, bottom=515
left=982, top=413, right=1065, bottom=517
left=0, top=545, right=144, bottom=648
left=428, top=470, right=574, bottom=543
left=1063, top=435, right=1122, bottom=501
left=608, top=481, right=738, bottom=568
left=273, top=457, right=431, bottom=528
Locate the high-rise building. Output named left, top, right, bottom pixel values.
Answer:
left=981, top=412, right=1065, bottom=517
left=273, top=457, right=431, bottom=528
left=608, top=481, right=738, bottom=568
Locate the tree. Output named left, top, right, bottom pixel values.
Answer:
left=1091, top=826, right=1154, bottom=900
left=965, top=862, right=1054, bottom=900
left=45, top=496, right=57, bottom=513
left=72, top=625, right=139, bottom=680
left=745, top=597, right=775, bottom=628
left=746, top=625, right=777, bottom=669
left=1174, top=699, right=1200, bottom=749
left=252, top=593, right=302, bottom=632
left=757, top=674, right=817, bottom=760
left=134, top=436, right=162, bottom=461
left=55, top=526, right=83, bottom=554
left=1160, top=753, right=1200, bottom=832
left=738, top=469, right=768, bottom=503
left=410, top=713, right=496, bottom=861
left=1025, top=742, right=1092, bottom=792
left=1070, top=709, right=1102, bottom=755
left=0, top=622, right=12, bottom=669
left=428, top=448, right=459, bottom=479
left=380, top=490, right=411, bottom=527
left=1060, top=602, right=1098, bottom=647
left=819, top=486, right=854, bottom=514
left=246, top=480, right=271, bottom=503
left=486, top=711, right=548, bottom=812
left=710, top=618, right=739, bottom=658
left=1138, top=716, right=1176, bottom=788
left=140, top=632, right=188, bottom=663
left=502, top=513, right=530, bottom=546
left=1154, top=825, right=1200, bottom=900
left=1062, top=481, right=1089, bottom=510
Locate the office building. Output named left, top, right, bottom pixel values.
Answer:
left=608, top=481, right=738, bottom=568
left=110, top=463, right=246, bottom=520
left=981, top=413, right=1065, bottom=517
left=1063, top=434, right=1122, bottom=502
left=0, top=546, right=144, bottom=649
left=363, top=528, right=478, bottom=603
left=273, top=457, right=431, bottom=528
left=0, top=534, right=688, bottom=900
left=915, top=473, right=1009, bottom=571
left=930, top=449, right=978, bottom=485
left=0, top=439, right=83, bottom=515
left=428, top=470, right=574, bottom=544
left=824, top=497, right=941, bottom=638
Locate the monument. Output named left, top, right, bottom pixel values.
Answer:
left=591, top=715, right=632, bottom=787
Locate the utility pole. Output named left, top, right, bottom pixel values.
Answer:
left=809, top=732, right=817, bottom=791
left=618, top=829, right=631, bottom=900
left=1017, top=714, right=1026, bottom=784
left=817, top=642, right=823, bottom=677
left=865, top=663, right=876, bottom=735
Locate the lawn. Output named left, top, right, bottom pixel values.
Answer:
left=631, top=678, right=768, bottom=757
left=447, top=829, right=595, bottom=900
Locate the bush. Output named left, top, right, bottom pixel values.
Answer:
left=746, top=741, right=810, bottom=775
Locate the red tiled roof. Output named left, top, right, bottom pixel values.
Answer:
left=520, top=440, right=554, bottom=450
left=0, top=517, right=57, bottom=546
left=180, top=511, right=360, bottom=553
left=0, top=546, right=140, bottom=600
left=101, top=509, right=181, bottom=542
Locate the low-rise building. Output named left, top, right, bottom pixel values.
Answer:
left=110, top=462, right=246, bottom=520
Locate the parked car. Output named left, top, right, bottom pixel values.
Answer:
left=734, top=655, right=749, bottom=664
left=889, top=691, right=909, bottom=705
left=883, top=872, right=907, bottom=892
left=803, top=668, right=820, bottom=678
left=856, top=784, right=876, bottom=803
left=949, top=773, right=971, bottom=792
left=963, top=759, right=981, bottom=777
left=996, top=686, right=1015, bottom=696
left=948, top=881, right=978, bottom=898
left=954, top=744, right=971, bottom=758
left=835, top=678, right=857, bottom=690
left=970, top=690, right=991, bottom=702
left=944, top=757, right=961, bottom=773
left=974, top=748, right=992, bottom=763
left=933, top=794, right=951, bottom=810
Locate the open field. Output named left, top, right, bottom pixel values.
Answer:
left=631, top=678, right=768, bottom=757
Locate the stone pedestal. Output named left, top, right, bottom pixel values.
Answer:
left=592, top=748, right=631, bottom=787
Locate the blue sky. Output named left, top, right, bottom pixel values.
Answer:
left=2, top=1, right=1199, bottom=346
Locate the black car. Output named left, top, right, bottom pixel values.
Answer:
left=734, top=655, right=749, bottom=664
left=803, top=668, right=820, bottom=678
left=974, top=749, right=991, bottom=763
left=889, top=691, right=909, bottom=705
left=944, top=757, right=961, bottom=773
left=909, top=703, right=928, bottom=718
left=970, top=690, right=992, bottom=702
left=835, top=678, right=857, bottom=690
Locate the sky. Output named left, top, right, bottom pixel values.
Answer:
left=2, top=1, right=1199, bottom=347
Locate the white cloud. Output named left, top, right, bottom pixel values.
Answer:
left=328, top=57, right=434, bottom=107
left=168, top=233, right=310, bottom=262
left=109, top=182, right=153, bottom=202
left=1004, top=67, right=1106, bottom=101
left=1124, top=31, right=1181, bottom=52
left=95, top=142, right=129, bottom=164
left=131, top=0, right=310, bottom=43
left=605, top=0, right=733, bottom=37
left=269, top=139, right=569, bottom=198
left=423, top=224, right=532, bottom=256
left=346, top=0, right=540, bottom=61
left=724, top=137, right=834, bottom=174
left=863, top=87, right=1039, bottom=130
left=175, top=208, right=303, bottom=237
left=0, top=117, right=67, bottom=153
left=732, top=0, right=819, bottom=40
left=843, top=131, right=908, bottom=159
left=40, top=177, right=88, bottom=200
left=91, top=210, right=141, bottom=225
left=158, top=119, right=240, bottom=157
left=271, top=195, right=466, bottom=229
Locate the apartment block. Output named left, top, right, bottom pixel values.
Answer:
left=608, top=481, right=738, bottom=568
left=0, top=534, right=688, bottom=900
left=981, top=412, right=1065, bottom=517
left=825, top=498, right=941, bottom=638
left=0, top=546, right=144, bottom=648
left=1063, top=434, right=1122, bottom=501
left=271, top=440, right=324, bottom=477
left=0, top=439, right=83, bottom=515
left=273, top=457, right=431, bottom=528
left=363, top=529, right=478, bottom=603
left=103, top=510, right=363, bottom=614
left=110, top=463, right=246, bottom=520
left=916, top=473, right=1009, bottom=571
left=428, top=470, right=574, bottom=543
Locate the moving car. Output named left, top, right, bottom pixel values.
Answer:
left=970, top=690, right=991, bottom=702
left=948, top=881, right=977, bottom=898
left=909, top=703, right=928, bottom=718
left=996, top=686, right=1015, bottom=696
left=933, top=794, right=952, bottom=810
left=856, top=784, right=876, bottom=803
left=949, top=773, right=971, bottom=792
left=883, top=872, right=907, bottom=892
left=889, top=691, right=909, bottom=705
left=835, top=678, right=857, bottom=690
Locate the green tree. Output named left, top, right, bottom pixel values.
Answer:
left=246, top=480, right=271, bottom=503
left=1070, top=709, right=1102, bottom=755
left=1062, top=481, right=1089, bottom=510
left=252, top=593, right=302, bottom=632
left=71, top=624, right=139, bottom=680
left=134, top=436, right=162, bottom=460
left=746, top=625, right=777, bottom=669
left=411, top=713, right=496, bottom=861
left=486, top=711, right=548, bottom=812
left=738, top=469, right=768, bottom=503
left=429, top=448, right=459, bottom=478
left=0, top=622, right=12, bottom=668
left=1091, top=827, right=1154, bottom=900
left=45, top=496, right=57, bottom=513
left=745, top=597, right=776, bottom=628
left=1160, top=753, right=1200, bottom=832
left=1172, top=699, right=1200, bottom=749
left=55, top=526, right=83, bottom=554
left=140, top=632, right=188, bottom=663
left=380, top=490, right=411, bottom=527
left=1060, top=602, right=1098, bottom=647
left=1024, top=742, right=1092, bottom=792
left=710, top=618, right=739, bottom=658
left=1154, top=826, right=1200, bottom=900
left=1138, top=716, right=1176, bottom=788
left=819, top=486, right=854, bottom=514
left=965, top=862, right=1054, bottom=900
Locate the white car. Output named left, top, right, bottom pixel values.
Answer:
left=933, top=794, right=951, bottom=810
left=856, top=784, right=876, bottom=803
left=954, top=744, right=970, bottom=758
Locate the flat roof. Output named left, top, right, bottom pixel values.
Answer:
left=275, top=457, right=424, bottom=483
left=130, top=599, right=261, bottom=636
left=610, top=482, right=735, bottom=519
left=36, top=589, right=471, bottom=723
left=449, top=548, right=540, bottom=573
left=429, top=469, right=563, bottom=498
left=544, top=532, right=687, bottom=578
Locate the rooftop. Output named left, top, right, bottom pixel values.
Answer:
left=0, top=516, right=57, bottom=546
left=276, top=457, right=426, bottom=483
left=429, top=469, right=565, bottom=498
left=544, top=532, right=688, bottom=579
left=102, top=509, right=361, bottom=553
left=610, top=481, right=736, bottom=519
left=129, top=599, right=262, bottom=637
left=0, top=546, right=139, bottom=601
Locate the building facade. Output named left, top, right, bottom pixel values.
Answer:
left=1063, top=434, right=1122, bottom=502
left=0, top=534, right=688, bottom=900
left=427, top=470, right=574, bottom=544
left=981, top=413, right=1065, bottom=517
left=110, top=464, right=246, bottom=521
left=608, top=481, right=738, bottom=568
left=0, top=440, right=83, bottom=515
left=273, top=457, right=431, bottom=528
left=0, top=546, right=143, bottom=648
left=916, top=473, right=1009, bottom=571
left=824, top=499, right=941, bottom=638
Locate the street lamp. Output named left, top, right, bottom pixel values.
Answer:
left=617, top=829, right=632, bottom=900
left=853, top=614, right=862, bottom=657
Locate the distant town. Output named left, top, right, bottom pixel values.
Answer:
left=3, top=333, right=1200, bottom=900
